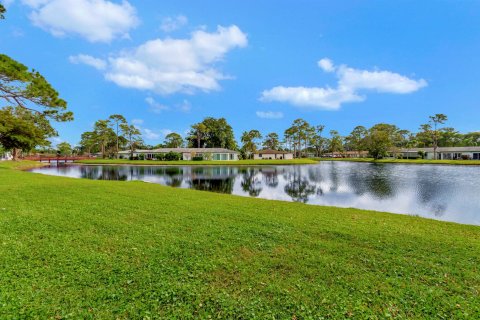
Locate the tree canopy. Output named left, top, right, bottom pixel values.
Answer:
left=187, top=117, right=237, bottom=150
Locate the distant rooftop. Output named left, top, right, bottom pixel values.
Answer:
left=255, top=149, right=291, bottom=154
left=119, top=148, right=238, bottom=154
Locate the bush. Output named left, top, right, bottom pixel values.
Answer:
left=138, top=154, right=145, bottom=160
left=155, top=154, right=165, bottom=161
left=192, top=156, right=203, bottom=161
left=164, top=152, right=182, bottom=161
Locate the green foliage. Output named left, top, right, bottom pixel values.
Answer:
left=56, top=141, right=72, bottom=156
left=0, top=163, right=479, bottom=318
left=0, top=106, right=56, bottom=157
left=241, top=129, right=262, bottom=159
left=164, top=132, right=184, bottom=148
left=164, top=151, right=182, bottom=161
left=0, top=54, right=72, bottom=122
left=0, top=3, right=5, bottom=19
left=77, top=159, right=318, bottom=166
left=364, top=124, right=396, bottom=159
left=262, top=132, right=280, bottom=150
left=187, top=117, right=237, bottom=149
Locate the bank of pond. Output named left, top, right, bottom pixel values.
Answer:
left=31, top=161, right=480, bottom=225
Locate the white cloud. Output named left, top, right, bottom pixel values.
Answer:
left=318, top=58, right=335, bottom=73
left=143, top=128, right=160, bottom=140
left=160, top=15, right=188, bottom=32
left=177, top=99, right=191, bottom=112
left=256, top=111, right=284, bottom=119
left=261, top=58, right=427, bottom=110
left=76, top=25, right=247, bottom=94
left=69, top=54, right=107, bottom=70
left=22, top=0, right=139, bottom=42
left=337, top=65, right=428, bottom=94
left=160, top=129, right=173, bottom=136
left=131, top=118, right=144, bottom=125
left=145, top=97, right=169, bottom=113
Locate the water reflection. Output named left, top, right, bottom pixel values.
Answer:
left=30, top=162, right=480, bottom=225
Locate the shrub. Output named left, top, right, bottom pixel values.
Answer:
left=164, top=152, right=182, bottom=161
left=138, top=154, right=145, bottom=160
left=155, top=154, right=165, bottom=161
left=192, top=156, right=203, bottom=161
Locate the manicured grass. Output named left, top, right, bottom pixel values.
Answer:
left=317, top=157, right=480, bottom=165
left=1, top=161, right=479, bottom=318
left=76, top=158, right=319, bottom=166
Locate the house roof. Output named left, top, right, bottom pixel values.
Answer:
left=119, top=148, right=238, bottom=154
left=398, top=147, right=480, bottom=153
left=255, top=149, right=291, bottom=154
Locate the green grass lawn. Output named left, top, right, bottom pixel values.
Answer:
left=317, top=157, right=480, bottom=165
left=76, top=158, right=319, bottom=166
left=1, top=161, right=479, bottom=318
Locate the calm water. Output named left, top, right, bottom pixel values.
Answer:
left=31, top=162, right=480, bottom=225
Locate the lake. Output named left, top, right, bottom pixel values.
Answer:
left=30, top=162, right=480, bottom=225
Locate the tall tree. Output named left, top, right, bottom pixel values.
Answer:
left=120, top=123, right=142, bottom=159
left=241, top=130, right=262, bottom=159
left=0, top=55, right=72, bottom=159
left=56, top=142, right=72, bottom=156
left=309, top=125, right=325, bottom=157
left=364, top=124, right=396, bottom=159
left=190, top=123, right=209, bottom=148
left=328, top=130, right=344, bottom=154
left=108, top=114, right=126, bottom=159
left=187, top=117, right=236, bottom=150
left=0, top=106, right=56, bottom=159
left=420, top=114, right=447, bottom=159
left=285, top=119, right=311, bottom=158
left=344, top=126, right=367, bottom=151
left=262, top=132, right=280, bottom=150
left=164, top=132, right=184, bottom=148
left=93, top=120, right=115, bottom=158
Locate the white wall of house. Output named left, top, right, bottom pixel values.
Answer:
left=253, top=153, right=293, bottom=160
left=0, top=152, right=13, bottom=161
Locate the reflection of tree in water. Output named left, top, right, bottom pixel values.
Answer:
left=164, top=167, right=184, bottom=188
left=188, top=178, right=235, bottom=194
left=261, top=168, right=279, bottom=188
left=284, top=169, right=316, bottom=203
left=415, top=168, right=448, bottom=217
left=240, top=168, right=263, bottom=197
left=80, top=166, right=127, bottom=181
left=360, top=164, right=395, bottom=200
left=327, top=162, right=340, bottom=192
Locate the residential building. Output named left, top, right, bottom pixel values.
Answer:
left=395, top=147, right=480, bottom=160
left=253, top=149, right=294, bottom=160
left=0, top=151, right=12, bottom=161
left=119, top=148, right=239, bottom=161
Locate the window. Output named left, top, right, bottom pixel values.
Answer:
left=473, top=153, right=480, bottom=160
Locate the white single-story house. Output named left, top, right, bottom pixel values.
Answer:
left=0, top=151, right=12, bottom=161
left=119, top=148, right=239, bottom=161
left=253, top=149, right=294, bottom=160
left=395, top=147, right=480, bottom=160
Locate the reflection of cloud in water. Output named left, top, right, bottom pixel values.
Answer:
left=30, top=162, right=480, bottom=225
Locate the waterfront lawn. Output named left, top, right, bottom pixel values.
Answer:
left=1, top=161, right=479, bottom=318
left=318, top=157, right=480, bottom=165
left=76, top=158, right=319, bottom=166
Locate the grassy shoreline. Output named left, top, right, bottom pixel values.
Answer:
left=1, top=161, right=479, bottom=318
left=75, top=158, right=319, bottom=166
left=317, top=157, right=480, bottom=165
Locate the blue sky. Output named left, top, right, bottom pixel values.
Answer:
left=2, top=0, right=480, bottom=146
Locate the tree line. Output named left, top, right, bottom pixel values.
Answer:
left=1, top=5, right=479, bottom=160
